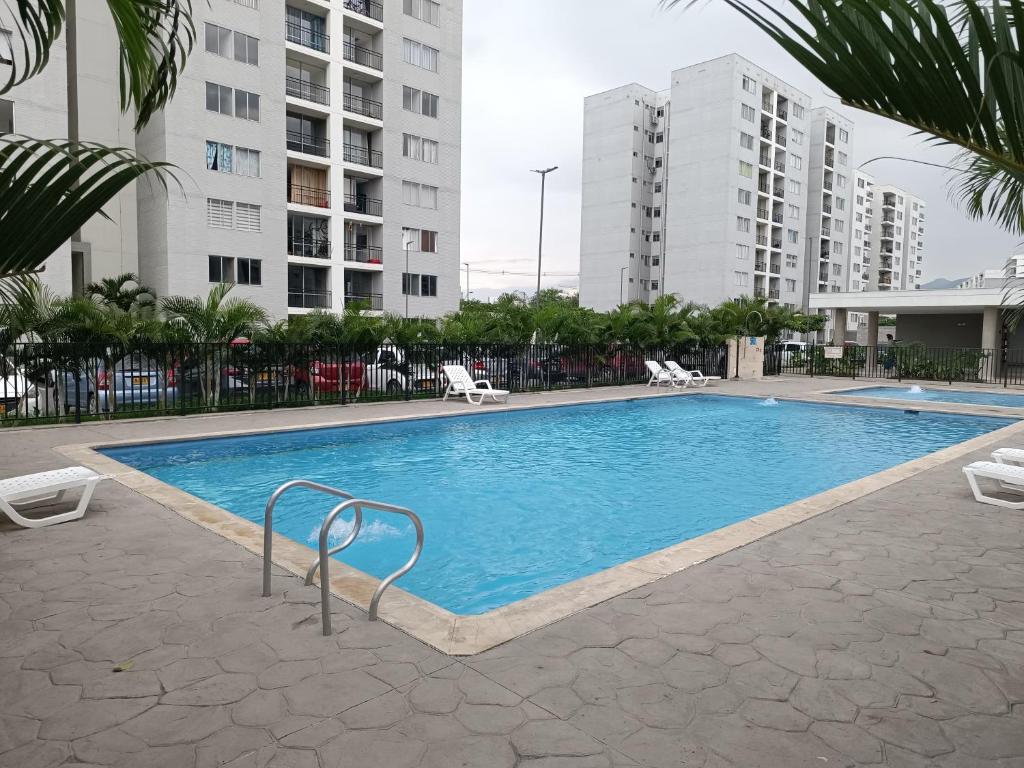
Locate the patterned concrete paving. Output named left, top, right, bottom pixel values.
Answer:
left=1, top=381, right=1024, bottom=767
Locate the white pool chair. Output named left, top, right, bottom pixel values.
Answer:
left=645, top=361, right=677, bottom=388
left=664, top=361, right=721, bottom=388
left=441, top=365, right=510, bottom=405
left=992, top=448, right=1024, bottom=467
left=0, top=467, right=106, bottom=528
left=963, top=461, right=1024, bottom=510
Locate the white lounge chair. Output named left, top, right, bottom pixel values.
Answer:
left=664, top=361, right=721, bottom=388
left=441, top=365, right=510, bottom=405
left=645, top=361, right=677, bottom=388
left=0, top=467, right=105, bottom=528
left=963, top=461, right=1024, bottom=510
left=992, top=448, right=1024, bottom=467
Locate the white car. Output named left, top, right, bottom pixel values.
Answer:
left=0, top=358, right=51, bottom=418
left=362, top=347, right=439, bottom=395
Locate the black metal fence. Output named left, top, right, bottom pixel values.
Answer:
left=764, top=343, right=1024, bottom=386
left=0, top=342, right=728, bottom=426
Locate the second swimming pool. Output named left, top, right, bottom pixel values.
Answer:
left=103, top=395, right=1010, bottom=614
left=841, top=385, right=1024, bottom=409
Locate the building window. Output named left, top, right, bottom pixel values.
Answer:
left=785, top=254, right=798, bottom=268
left=741, top=104, right=756, bottom=122
left=736, top=217, right=751, bottom=232
left=205, top=82, right=233, bottom=115
left=237, top=258, right=262, bottom=285
left=740, top=132, right=754, bottom=150
left=734, top=271, right=749, bottom=287
left=234, top=31, right=259, bottom=65
left=790, top=154, right=802, bottom=170
left=402, top=273, right=438, bottom=296
left=839, top=128, right=849, bottom=143
left=234, top=147, right=261, bottom=177
left=835, top=219, right=844, bottom=232
left=741, top=75, right=756, bottom=94
left=402, top=181, right=438, bottom=208
left=654, top=157, right=663, bottom=168
left=792, top=103, right=805, bottom=119
left=234, top=89, right=260, bottom=121
left=402, top=227, right=438, bottom=252
left=653, top=207, right=661, bottom=218
left=836, top=173, right=847, bottom=188
left=208, top=255, right=234, bottom=283
left=788, top=179, right=801, bottom=195
left=402, top=133, right=438, bottom=163
left=785, top=278, right=796, bottom=292
left=652, top=280, right=659, bottom=290
left=206, top=141, right=233, bottom=172
left=235, top=202, right=261, bottom=232
left=833, top=240, right=844, bottom=255
left=838, top=151, right=848, bottom=166
left=736, top=244, right=750, bottom=260
left=790, top=129, right=803, bottom=145
left=403, top=38, right=439, bottom=71
left=207, top=198, right=233, bottom=228
left=403, top=86, right=439, bottom=117
left=787, top=229, right=799, bottom=244
left=654, top=182, right=662, bottom=193
left=738, top=189, right=751, bottom=205
left=655, top=132, right=664, bottom=143
left=205, top=23, right=233, bottom=57
left=738, top=160, right=753, bottom=178
left=832, top=263, right=842, bottom=275
left=652, top=232, right=660, bottom=242
left=403, top=0, right=440, bottom=24
left=788, top=204, right=799, bottom=219
left=835, top=197, right=846, bottom=210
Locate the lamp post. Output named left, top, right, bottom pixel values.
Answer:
left=531, top=166, right=558, bottom=304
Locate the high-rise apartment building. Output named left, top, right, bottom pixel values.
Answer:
left=4, top=0, right=463, bottom=320
left=580, top=56, right=818, bottom=312
left=848, top=174, right=927, bottom=292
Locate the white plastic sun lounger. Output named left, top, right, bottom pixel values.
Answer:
left=963, top=461, right=1024, bottom=510
left=664, top=361, right=721, bottom=388
left=992, top=448, right=1024, bottom=467
left=441, top=364, right=510, bottom=405
left=645, top=361, right=677, bottom=388
left=0, top=467, right=105, bottom=528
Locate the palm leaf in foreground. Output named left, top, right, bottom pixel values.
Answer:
left=0, top=137, right=175, bottom=277
left=669, top=0, right=1024, bottom=234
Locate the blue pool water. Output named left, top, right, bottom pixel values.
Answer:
left=843, top=386, right=1024, bottom=409
left=102, top=396, right=1011, bottom=614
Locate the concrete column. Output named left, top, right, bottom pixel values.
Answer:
left=831, top=309, right=848, bottom=345
left=982, top=307, right=1001, bottom=379
left=866, top=311, right=879, bottom=372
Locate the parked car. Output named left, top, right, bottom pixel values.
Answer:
left=0, top=358, right=50, bottom=417
left=294, top=355, right=367, bottom=396
left=363, top=347, right=439, bottom=395
left=94, top=354, right=178, bottom=412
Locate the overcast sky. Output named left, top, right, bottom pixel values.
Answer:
left=459, top=0, right=1023, bottom=301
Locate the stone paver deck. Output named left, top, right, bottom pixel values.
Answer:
left=2, top=379, right=1023, bottom=767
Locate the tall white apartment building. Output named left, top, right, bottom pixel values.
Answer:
left=580, top=55, right=817, bottom=313
left=4, top=0, right=463, bottom=320
left=847, top=176, right=927, bottom=292
left=804, top=108, right=854, bottom=299
left=849, top=170, right=876, bottom=293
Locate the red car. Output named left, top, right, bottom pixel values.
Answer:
left=294, top=357, right=366, bottom=395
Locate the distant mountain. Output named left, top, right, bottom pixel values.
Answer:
left=920, top=277, right=967, bottom=290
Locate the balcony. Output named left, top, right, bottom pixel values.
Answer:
left=286, top=131, right=330, bottom=158
left=821, top=227, right=831, bottom=237
left=344, top=194, right=383, bottom=217
left=756, top=207, right=769, bottom=220
left=768, top=289, right=780, bottom=299
left=343, top=41, right=383, bottom=71
left=344, top=0, right=383, bottom=21
left=288, top=183, right=330, bottom=208
left=286, top=76, right=330, bottom=106
left=769, top=263, right=781, bottom=275
left=345, top=292, right=384, bottom=310
left=772, top=187, right=784, bottom=198
left=771, top=239, right=782, bottom=250
left=288, top=236, right=331, bottom=260
left=343, top=143, right=383, bottom=169
left=286, top=20, right=329, bottom=53
left=772, top=212, right=783, bottom=224
left=759, top=152, right=771, bottom=167
left=756, top=235, right=768, bottom=247
left=824, top=151, right=834, bottom=168
left=755, top=260, right=767, bottom=272
left=344, top=244, right=383, bottom=264
left=758, top=181, right=771, bottom=194
left=776, top=135, right=787, bottom=147
left=343, top=92, right=383, bottom=120
left=761, top=99, right=774, bottom=114
left=754, top=288, right=766, bottom=298
left=822, top=203, right=832, bottom=214
left=777, top=108, right=788, bottom=120
left=774, top=161, right=786, bottom=172
left=823, top=180, right=833, bottom=191
left=760, top=126, right=772, bottom=140
left=289, top=290, right=332, bottom=309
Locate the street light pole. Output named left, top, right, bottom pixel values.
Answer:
left=531, top=166, right=558, bottom=304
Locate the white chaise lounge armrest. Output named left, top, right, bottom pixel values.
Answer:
left=992, top=448, right=1024, bottom=467
left=963, top=460, right=1024, bottom=510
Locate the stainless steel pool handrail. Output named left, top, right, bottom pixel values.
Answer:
left=313, top=497, right=424, bottom=635
left=263, top=480, right=355, bottom=597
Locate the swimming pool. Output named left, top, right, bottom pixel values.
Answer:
left=102, top=396, right=1011, bottom=615
left=842, top=386, right=1024, bottom=409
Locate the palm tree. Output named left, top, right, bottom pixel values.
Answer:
left=670, top=0, right=1024, bottom=234
left=1, top=1, right=194, bottom=301
left=161, top=283, right=267, bottom=406
left=86, top=273, right=155, bottom=311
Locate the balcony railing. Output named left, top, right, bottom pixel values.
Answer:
left=286, top=76, right=330, bottom=106
left=777, top=109, right=788, bottom=120
left=344, top=244, right=383, bottom=263
left=758, top=181, right=771, bottom=194
left=823, top=180, right=833, bottom=191
left=755, top=261, right=767, bottom=271
left=288, top=290, right=332, bottom=309
left=776, top=135, right=787, bottom=147
left=761, top=101, right=774, bottom=114
left=343, top=143, right=383, bottom=168
left=287, top=131, right=330, bottom=158
left=344, top=0, right=383, bottom=21
left=771, top=239, right=782, bottom=249
left=772, top=212, right=783, bottom=224
left=824, top=153, right=834, bottom=168
left=345, top=292, right=384, bottom=310
left=288, top=183, right=330, bottom=208
left=754, top=288, right=766, bottom=298
left=344, top=194, right=383, bottom=217
left=822, top=227, right=831, bottom=237
left=343, top=92, right=383, bottom=120
left=768, top=289, right=780, bottom=299
left=756, top=207, right=769, bottom=219
left=759, top=153, right=771, bottom=167
left=286, top=20, right=329, bottom=53
left=772, top=188, right=784, bottom=198
left=343, top=41, right=383, bottom=71
left=769, top=263, right=781, bottom=274
left=774, top=161, right=786, bottom=172
left=760, top=127, right=772, bottom=140
left=288, top=236, right=331, bottom=259
left=756, top=235, right=768, bottom=246
left=822, top=204, right=832, bottom=214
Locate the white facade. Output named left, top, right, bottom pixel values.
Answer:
left=5, top=0, right=463, bottom=320
left=579, top=55, right=817, bottom=313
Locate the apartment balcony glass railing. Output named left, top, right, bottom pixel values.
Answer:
left=343, top=143, right=383, bottom=168
left=343, top=41, right=383, bottom=71
left=344, top=194, right=383, bottom=217
left=285, top=21, right=329, bottom=53
left=289, top=290, right=332, bottom=309
left=288, top=184, right=330, bottom=208
left=288, top=236, right=331, bottom=260
left=343, top=0, right=383, bottom=22
left=343, top=92, right=383, bottom=120
left=286, top=131, right=330, bottom=157
left=345, top=292, right=384, bottom=310
left=344, top=244, right=383, bottom=263
left=286, top=76, right=330, bottom=106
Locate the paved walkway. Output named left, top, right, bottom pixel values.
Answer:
left=2, top=380, right=1023, bottom=767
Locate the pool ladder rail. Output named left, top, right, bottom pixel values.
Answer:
left=262, top=480, right=424, bottom=635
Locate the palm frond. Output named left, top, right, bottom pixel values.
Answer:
left=0, top=137, right=175, bottom=278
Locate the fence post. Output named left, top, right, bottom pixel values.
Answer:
left=73, top=357, right=82, bottom=424
left=809, top=345, right=814, bottom=377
